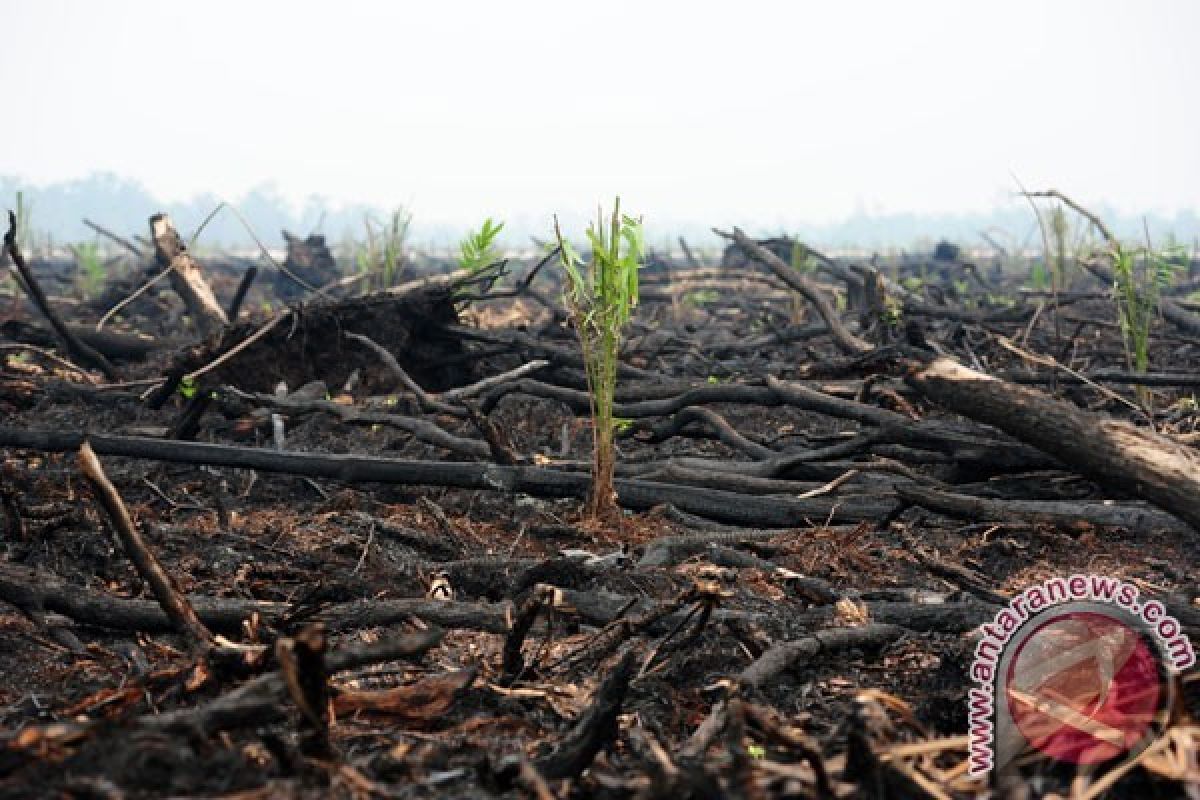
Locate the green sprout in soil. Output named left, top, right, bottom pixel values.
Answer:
left=14, top=191, right=32, bottom=253
left=554, top=198, right=644, bottom=520
left=355, top=207, right=412, bottom=290
left=458, top=217, right=505, bottom=273
left=1111, top=238, right=1182, bottom=378
left=72, top=241, right=105, bottom=299
left=789, top=241, right=818, bottom=323
left=684, top=289, right=718, bottom=307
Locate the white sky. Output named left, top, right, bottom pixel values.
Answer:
left=3, top=0, right=1198, bottom=228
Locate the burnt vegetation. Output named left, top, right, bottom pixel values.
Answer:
left=0, top=196, right=1198, bottom=798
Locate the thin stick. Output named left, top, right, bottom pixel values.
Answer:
left=96, top=263, right=175, bottom=331
left=83, top=218, right=145, bottom=259
left=78, top=442, right=214, bottom=652
left=345, top=331, right=465, bottom=416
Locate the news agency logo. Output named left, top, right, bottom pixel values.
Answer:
left=967, top=574, right=1195, bottom=779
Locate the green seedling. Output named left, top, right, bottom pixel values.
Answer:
left=1029, top=259, right=1049, bottom=292
left=356, top=207, right=412, bottom=291
left=789, top=241, right=818, bottom=322
left=554, top=198, right=644, bottom=519
left=880, top=297, right=903, bottom=328
left=458, top=217, right=505, bottom=273
left=684, top=289, right=718, bottom=307
left=73, top=241, right=105, bottom=299
left=1111, top=240, right=1181, bottom=380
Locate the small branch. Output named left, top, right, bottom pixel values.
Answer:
left=715, top=227, right=870, bottom=354
left=83, top=218, right=145, bottom=259
left=739, top=624, right=904, bottom=690
left=345, top=331, right=466, bottom=416
left=0, top=343, right=95, bottom=384
left=226, top=265, right=258, bottom=320
left=78, top=441, right=214, bottom=652
left=184, top=310, right=290, bottom=382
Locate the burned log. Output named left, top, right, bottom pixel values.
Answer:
left=907, top=357, right=1200, bottom=532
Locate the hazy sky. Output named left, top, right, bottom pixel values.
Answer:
left=3, top=0, right=1197, bottom=229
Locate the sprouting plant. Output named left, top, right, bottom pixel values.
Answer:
left=684, top=289, right=718, bottom=307
left=72, top=241, right=106, bottom=298
left=1048, top=204, right=1069, bottom=291
left=14, top=191, right=32, bottom=254
left=178, top=376, right=199, bottom=399
left=1111, top=239, right=1182, bottom=378
left=356, top=207, right=412, bottom=290
left=1029, top=259, right=1049, bottom=291
left=380, top=208, right=412, bottom=288
left=458, top=217, right=505, bottom=273
left=880, top=297, right=903, bottom=328
left=788, top=241, right=817, bottom=322
left=554, top=198, right=644, bottom=520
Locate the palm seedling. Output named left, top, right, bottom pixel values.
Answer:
left=71, top=240, right=106, bottom=299
left=458, top=217, right=505, bottom=273
left=554, top=199, right=644, bottom=520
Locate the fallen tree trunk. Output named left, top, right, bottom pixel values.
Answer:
left=907, top=357, right=1200, bottom=531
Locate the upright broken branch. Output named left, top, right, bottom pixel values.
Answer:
left=150, top=213, right=229, bottom=336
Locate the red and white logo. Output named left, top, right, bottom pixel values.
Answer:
left=1003, top=609, right=1166, bottom=766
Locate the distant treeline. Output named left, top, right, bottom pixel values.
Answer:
left=3, top=172, right=1198, bottom=252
